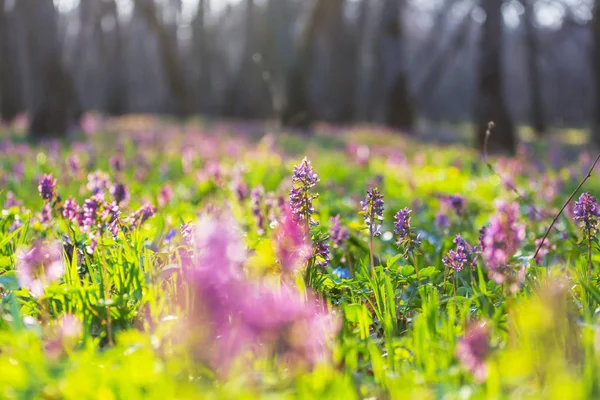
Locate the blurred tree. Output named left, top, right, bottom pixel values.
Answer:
left=19, top=0, right=79, bottom=139
left=133, top=0, right=191, bottom=116
left=192, top=0, right=212, bottom=113
left=222, top=0, right=272, bottom=118
left=594, top=0, right=600, bottom=147
left=103, top=0, right=128, bottom=115
left=74, top=0, right=105, bottom=111
left=264, top=0, right=293, bottom=118
left=282, top=0, right=344, bottom=128
left=0, top=0, right=25, bottom=122
left=475, top=0, right=515, bottom=154
left=415, top=6, right=473, bottom=115
left=522, top=0, right=546, bottom=136
left=378, top=0, right=415, bottom=131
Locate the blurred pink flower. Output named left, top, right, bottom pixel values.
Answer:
left=17, top=240, right=64, bottom=298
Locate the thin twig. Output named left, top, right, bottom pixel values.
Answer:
left=533, top=152, right=600, bottom=260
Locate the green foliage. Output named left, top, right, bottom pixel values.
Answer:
left=2, top=120, right=600, bottom=398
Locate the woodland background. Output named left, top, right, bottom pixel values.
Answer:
left=0, top=0, right=598, bottom=153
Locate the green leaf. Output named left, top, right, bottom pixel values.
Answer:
left=0, top=271, right=18, bottom=290
left=419, top=266, right=439, bottom=278
left=400, top=265, right=415, bottom=276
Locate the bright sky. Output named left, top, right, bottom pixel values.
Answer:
left=52, top=0, right=593, bottom=29
left=54, top=0, right=233, bottom=18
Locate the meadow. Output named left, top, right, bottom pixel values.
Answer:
left=1, top=115, right=600, bottom=399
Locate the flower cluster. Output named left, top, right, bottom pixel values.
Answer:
left=38, top=174, right=57, bottom=202
left=361, top=188, right=384, bottom=237
left=456, top=322, right=490, bottom=382
left=251, top=186, right=266, bottom=234
left=17, top=240, right=64, bottom=298
left=443, top=234, right=478, bottom=272
left=62, top=196, right=79, bottom=221
left=445, top=194, right=466, bottom=217
left=312, top=239, right=331, bottom=269
left=573, top=192, right=599, bottom=231
left=275, top=209, right=310, bottom=274
left=87, top=170, right=111, bottom=196
left=289, top=158, right=320, bottom=225
left=184, top=213, right=337, bottom=371
left=110, top=182, right=128, bottom=204
left=126, top=203, right=157, bottom=228
left=394, top=208, right=411, bottom=241
left=329, top=214, right=349, bottom=249
left=481, top=200, right=525, bottom=283
left=158, top=184, right=173, bottom=207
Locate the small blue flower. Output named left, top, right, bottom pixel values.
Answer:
left=165, top=229, right=178, bottom=242
left=332, top=267, right=351, bottom=280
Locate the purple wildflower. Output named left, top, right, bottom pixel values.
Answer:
left=251, top=186, right=266, bottom=234
left=435, top=212, right=450, bottom=230
left=329, top=214, right=349, bottom=249
left=292, top=157, right=319, bottom=188
left=81, top=196, right=101, bottom=231
left=86, top=235, right=98, bottom=255
left=181, top=223, right=195, bottom=246
left=110, top=183, right=128, bottom=205
left=109, top=154, right=124, bottom=172
left=312, top=240, right=331, bottom=268
left=479, top=226, right=488, bottom=252
left=87, top=170, right=111, bottom=195
left=573, top=192, right=599, bottom=230
left=361, top=188, right=384, bottom=237
left=165, top=229, right=178, bottom=242
left=4, top=191, right=21, bottom=209
left=456, top=322, right=490, bottom=382
left=158, top=184, right=173, bottom=207
left=443, top=235, right=478, bottom=272
left=17, top=240, right=64, bottom=297
left=236, top=285, right=338, bottom=367
left=393, top=208, right=412, bottom=242
left=275, top=209, right=310, bottom=274
left=62, top=196, right=79, bottom=222
left=67, top=155, right=81, bottom=175
left=127, top=203, right=157, bottom=228
left=481, top=200, right=526, bottom=284
left=38, top=174, right=57, bottom=202
left=102, top=202, right=121, bottom=238
left=188, top=213, right=246, bottom=285
left=289, top=158, right=320, bottom=224
left=39, top=203, right=53, bottom=224
left=445, top=195, right=466, bottom=216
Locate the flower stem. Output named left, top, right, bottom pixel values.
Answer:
left=411, top=252, right=421, bottom=286
left=588, top=230, right=593, bottom=279
left=369, top=232, right=375, bottom=280
left=453, top=272, right=457, bottom=300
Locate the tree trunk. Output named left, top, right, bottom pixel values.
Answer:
left=193, top=0, right=212, bottom=113
left=103, top=0, right=128, bottom=115
left=264, top=0, right=293, bottom=118
left=379, top=0, right=415, bottom=131
left=281, top=0, right=332, bottom=128
left=523, top=0, right=546, bottom=136
left=0, top=1, right=26, bottom=122
left=133, top=0, right=191, bottom=116
left=73, top=0, right=105, bottom=111
left=475, top=0, right=516, bottom=154
left=593, top=0, right=600, bottom=147
left=20, top=0, right=79, bottom=139
left=222, top=0, right=272, bottom=119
